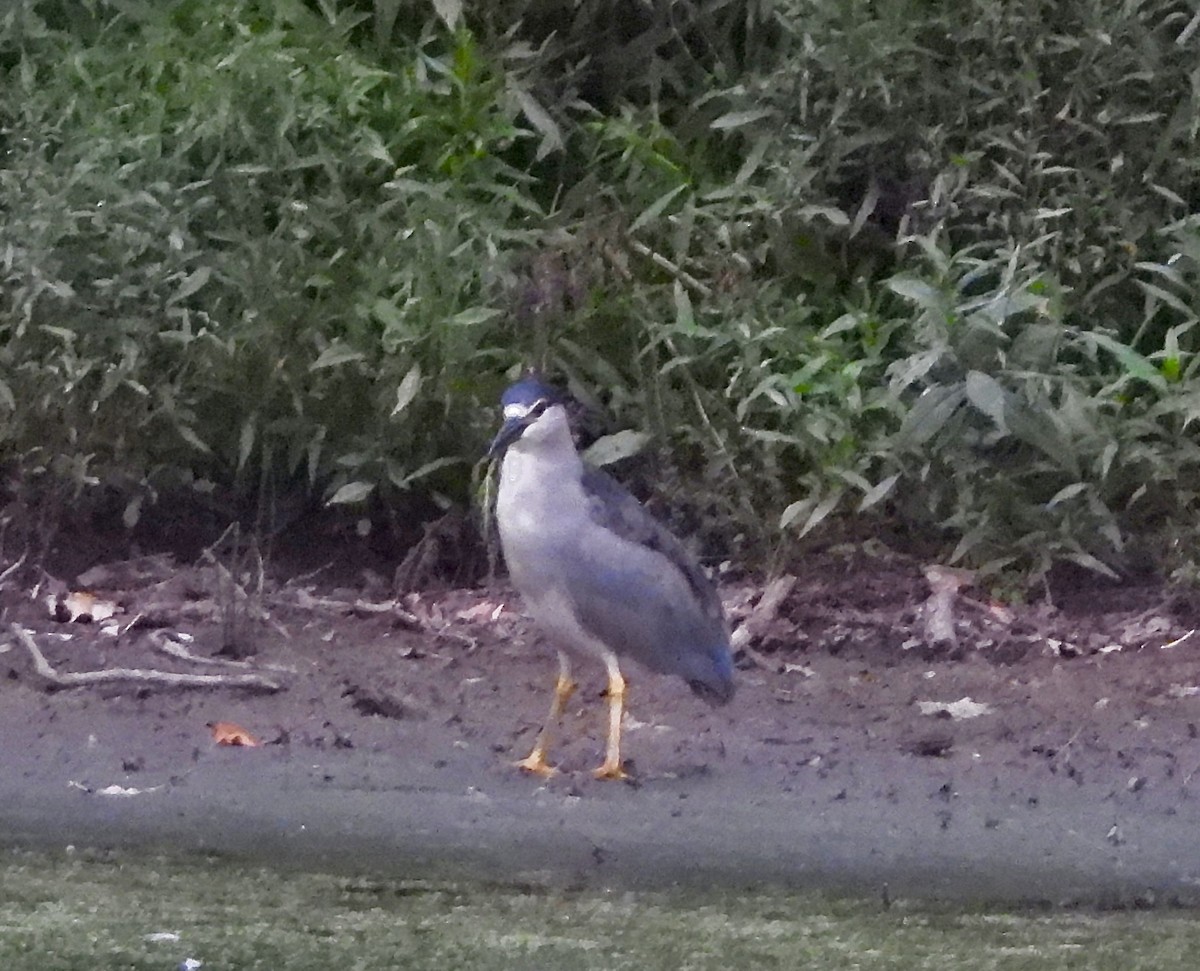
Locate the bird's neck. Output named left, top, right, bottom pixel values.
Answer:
left=497, top=434, right=587, bottom=545
left=501, top=444, right=582, bottom=500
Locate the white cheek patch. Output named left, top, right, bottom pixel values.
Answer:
left=503, top=402, right=531, bottom=419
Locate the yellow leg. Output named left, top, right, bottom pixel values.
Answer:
left=593, top=655, right=629, bottom=781
left=514, top=651, right=576, bottom=778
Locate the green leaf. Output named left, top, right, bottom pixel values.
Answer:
left=448, top=307, right=502, bottom=327
left=372, top=299, right=408, bottom=330
left=964, top=371, right=1008, bottom=431
left=1006, top=404, right=1078, bottom=476
left=779, top=498, right=812, bottom=530
left=390, top=364, right=422, bottom=417
left=310, top=342, right=367, bottom=370
left=796, top=205, right=849, bottom=226
left=858, top=474, right=900, bottom=511
left=327, top=481, right=375, bottom=505
left=888, top=348, right=945, bottom=392
left=1135, top=280, right=1195, bottom=319
left=819, top=313, right=864, bottom=339
left=359, top=128, right=394, bottom=165
left=673, top=282, right=695, bottom=331
left=510, top=83, right=563, bottom=159
left=1064, top=550, right=1119, bottom=580
left=796, top=491, right=842, bottom=538
left=710, top=108, right=774, bottom=130
left=748, top=428, right=806, bottom=446
left=1085, top=333, right=1167, bottom=390
left=896, top=386, right=964, bottom=447
left=630, top=185, right=688, bottom=234
left=1046, top=482, right=1088, bottom=508
left=734, top=136, right=770, bottom=185
left=237, top=418, right=255, bottom=473
left=168, top=266, right=211, bottom=305
left=1099, top=441, right=1118, bottom=479
left=433, top=0, right=462, bottom=29
left=887, top=277, right=943, bottom=309
left=122, top=495, right=143, bottom=530
left=40, top=326, right=76, bottom=343
left=176, top=425, right=211, bottom=454
left=583, top=430, right=651, bottom=467
left=390, top=456, right=463, bottom=489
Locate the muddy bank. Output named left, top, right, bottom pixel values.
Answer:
left=3, top=547, right=1200, bottom=904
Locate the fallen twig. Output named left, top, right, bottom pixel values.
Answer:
left=734, top=635, right=781, bottom=673
left=625, top=238, right=713, bottom=298
left=9, top=624, right=283, bottom=691
left=287, top=589, right=426, bottom=628
left=729, top=575, right=799, bottom=672
left=0, top=550, right=28, bottom=587
left=282, top=588, right=479, bottom=650
left=149, top=630, right=297, bottom=673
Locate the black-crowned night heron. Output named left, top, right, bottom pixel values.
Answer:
left=488, top=375, right=734, bottom=780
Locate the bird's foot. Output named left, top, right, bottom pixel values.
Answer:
left=592, top=759, right=629, bottom=781
left=513, top=751, right=558, bottom=778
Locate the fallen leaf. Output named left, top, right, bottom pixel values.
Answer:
left=917, top=697, right=993, bottom=720
left=208, top=721, right=261, bottom=747
left=49, top=590, right=120, bottom=623
left=68, top=780, right=164, bottom=796
left=986, top=600, right=1015, bottom=624
left=96, top=784, right=158, bottom=797
left=1162, top=629, right=1196, bottom=650
left=456, top=601, right=504, bottom=623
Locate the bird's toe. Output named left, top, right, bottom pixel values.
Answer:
left=592, top=759, right=630, bottom=782
left=513, top=752, right=559, bottom=778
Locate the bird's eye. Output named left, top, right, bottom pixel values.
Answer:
left=528, top=399, right=549, bottom=419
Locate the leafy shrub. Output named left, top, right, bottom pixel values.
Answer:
left=0, top=0, right=541, bottom=529
left=5, top=0, right=1200, bottom=583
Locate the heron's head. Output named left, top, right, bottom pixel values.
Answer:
left=487, top=375, right=569, bottom=459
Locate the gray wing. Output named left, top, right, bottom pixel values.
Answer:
left=564, top=467, right=732, bottom=701
left=579, top=467, right=726, bottom=628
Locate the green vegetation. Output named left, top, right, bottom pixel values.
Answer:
left=1, top=848, right=1199, bottom=970
left=3, top=0, right=1200, bottom=579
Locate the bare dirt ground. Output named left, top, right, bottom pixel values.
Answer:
left=4, top=518, right=1200, bottom=906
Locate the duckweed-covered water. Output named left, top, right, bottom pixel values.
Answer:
left=0, top=847, right=1197, bottom=970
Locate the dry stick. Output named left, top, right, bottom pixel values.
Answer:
left=625, top=238, right=713, bottom=298
left=285, top=590, right=477, bottom=650
left=148, top=630, right=297, bottom=674
left=731, top=575, right=800, bottom=672
left=288, top=589, right=422, bottom=625
left=9, top=624, right=283, bottom=691
left=0, top=551, right=28, bottom=587
left=287, top=559, right=336, bottom=587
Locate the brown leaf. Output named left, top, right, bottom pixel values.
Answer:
left=50, top=590, right=120, bottom=623
left=207, top=721, right=260, bottom=747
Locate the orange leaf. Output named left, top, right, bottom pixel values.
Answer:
left=208, top=721, right=260, bottom=747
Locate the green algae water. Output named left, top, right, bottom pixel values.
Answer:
left=0, top=847, right=1197, bottom=970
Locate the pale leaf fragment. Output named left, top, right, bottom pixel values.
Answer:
left=918, top=697, right=993, bottom=720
